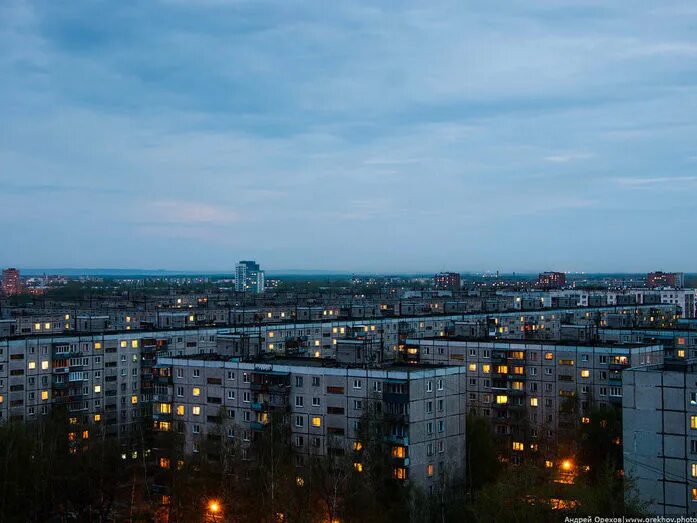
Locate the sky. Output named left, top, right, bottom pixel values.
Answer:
left=1, top=0, right=697, bottom=274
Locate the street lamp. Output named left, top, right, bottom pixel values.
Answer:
left=206, top=499, right=222, bottom=522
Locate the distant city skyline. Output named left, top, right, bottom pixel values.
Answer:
left=2, top=1, right=697, bottom=271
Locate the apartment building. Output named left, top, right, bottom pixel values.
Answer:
left=402, top=337, right=663, bottom=465
left=623, top=360, right=697, bottom=515
left=152, top=357, right=468, bottom=490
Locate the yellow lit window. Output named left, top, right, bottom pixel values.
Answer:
left=678, top=350, right=686, bottom=358
left=126, top=316, right=131, bottom=322
left=120, top=341, right=127, bottom=348
left=193, top=387, right=200, bottom=397
left=159, top=403, right=172, bottom=414
left=69, top=417, right=77, bottom=425
left=28, top=361, right=36, bottom=370
left=68, top=432, right=76, bottom=441
left=315, top=340, right=320, bottom=346
left=545, top=460, right=553, bottom=468
left=193, top=406, right=201, bottom=416
left=159, top=421, right=171, bottom=432
left=65, top=314, right=70, bottom=320
left=392, top=446, right=406, bottom=458
left=44, top=322, right=50, bottom=330
left=188, top=315, right=194, bottom=322
left=354, top=462, right=363, bottom=472
left=332, top=327, right=338, bottom=334
left=393, top=467, right=407, bottom=480
left=311, top=417, right=321, bottom=427
left=131, top=395, right=138, bottom=405
left=426, top=464, right=434, bottom=477
left=160, top=457, right=170, bottom=469
left=41, top=390, right=49, bottom=401
left=530, top=397, right=538, bottom=407
left=41, top=360, right=49, bottom=370
left=94, top=414, right=101, bottom=422
left=691, top=416, right=697, bottom=429
left=482, top=364, right=490, bottom=374
left=510, top=351, right=524, bottom=359
left=176, top=405, right=185, bottom=416
left=94, top=342, right=102, bottom=350
left=129, top=339, right=137, bottom=348
left=693, top=488, right=697, bottom=501
left=496, top=395, right=508, bottom=405
left=692, top=463, right=697, bottom=478
left=82, top=430, right=89, bottom=439
left=581, top=417, right=590, bottom=424
left=269, top=332, right=275, bottom=338
left=468, top=363, right=477, bottom=372
left=0, top=395, right=4, bottom=404
left=513, top=366, right=524, bottom=375
left=353, top=441, right=363, bottom=451
left=545, top=352, right=553, bottom=360
left=314, top=351, right=320, bottom=358
left=512, top=441, right=524, bottom=451
left=34, top=323, right=41, bottom=331
left=511, top=381, right=524, bottom=391
left=296, top=476, right=305, bottom=487
left=496, top=365, right=508, bottom=374
left=94, top=385, right=101, bottom=393
left=580, top=369, right=590, bottom=378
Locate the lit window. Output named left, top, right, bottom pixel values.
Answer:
left=269, top=343, right=274, bottom=350
left=193, top=387, right=200, bottom=397
left=426, top=464, right=434, bottom=477
left=269, top=332, right=274, bottom=338
left=193, top=406, right=201, bottom=416
left=512, top=441, right=524, bottom=451
left=159, top=403, right=171, bottom=414
left=393, top=467, right=407, bottom=480
left=545, top=460, right=554, bottom=468
left=692, top=463, right=697, bottom=478
left=468, top=363, right=477, bottom=372
left=188, top=315, right=194, bottom=322
left=354, top=463, right=363, bottom=472
left=176, top=405, right=185, bottom=416
left=482, top=364, right=491, bottom=374
left=311, top=417, right=321, bottom=427
left=120, top=341, right=127, bottom=348
left=545, top=352, right=553, bottom=360
left=28, top=361, right=36, bottom=370
left=0, top=395, right=3, bottom=404
left=41, top=360, right=49, bottom=370
left=82, top=430, right=89, bottom=439
left=693, top=488, right=697, bottom=501
left=530, top=397, right=538, bottom=407
left=44, top=323, right=50, bottom=330
left=580, top=369, right=590, bottom=378
left=94, top=385, right=101, bottom=393
left=496, top=395, right=508, bottom=404
left=581, top=417, right=590, bottom=424
left=94, top=414, right=101, bottom=422
left=41, top=391, right=49, bottom=401
left=131, top=340, right=138, bottom=348
left=94, top=342, right=102, bottom=350
left=392, top=446, right=406, bottom=458
left=496, top=365, right=508, bottom=374
left=131, top=395, right=138, bottom=405
left=691, top=416, right=697, bottom=429
left=679, top=350, right=686, bottom=358
left=160, top=457, right=170, bottom=469
left=34, top=323, right=41, bottom=331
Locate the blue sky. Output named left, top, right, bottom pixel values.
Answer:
left=1, top=0, right=696, bottom=273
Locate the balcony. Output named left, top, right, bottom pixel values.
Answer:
left=384, top=434, right=409, bottom=445
left=251, top=401, right=265, bottom=412
left=383, top=392, right=409, bottom=404
left=250, top=421, right=267, bottom=431
left=154, top=375, right=172, bottom=385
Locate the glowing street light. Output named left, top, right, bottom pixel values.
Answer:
left=561, top=459, right=573, bottom=471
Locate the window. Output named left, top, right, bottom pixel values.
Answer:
left=353, top=379, right=362, bottom=389
left=312, top=376, right=320, bottom=387
left=437, top=420, right=444, bottom=433
left=243, top=392, right=250, bottom=403
left=295, top=376, right=304, bottom=387
left=312, top=397, right=320, bottom=407
left=227, top=390, right=235, bottom=400
left=311, top=416, right=321, bottom=427
left=176, top=386, right=184, bottom=397
left=193, top=369, right=200, bottom=378
left=295, top=416, right=304, bottom=427
left=468, top=363, right=477, bottom=372
left=353, top=400, right=362, bottom=410
left=512, top=441, right=524, bottom=451
left=193, top=406, right=201, bottom=416
left=544, top=352, right=553, bottom=360
left=482, top=364, right=491, bottom=374
left=192, top=387, right=200, bottom=397
left=437, top=379, right=443, bottom=391
left=94, top=385, right=101, bottom=393
left=426, top=381, right=433, bottom=393
left=426, top=422, right=434, bottom=435
left=692, top=463, right=697, bottom=478
left=691, top=393, right=697, bottom=406
left=296, top=396, right=304, bottom=408
left=192, top=424, right=200, bottom=434
left=41, top=360, right=49, bottom=370
left=131, top=395, right=138, bottom=405
left=580, top=369, right=590, bottom=378
left=496, top=395, right=508, bottom=404
left=41, top=390, right=48, bottom=401
left=176, top=405, right=185, bottom=416
left=530, top=397, right=538, bottom=407
left=426, top=464, right=434, bottom=477
left=426, top=401, right=433, bottom=414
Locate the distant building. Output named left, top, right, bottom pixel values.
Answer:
left=647, top=271, right=684, bottom=289
left=434, top=272, right=461, bottom=290
left=1, top=268, right=21, bottom=296
left=537, top=272, right=566, bottom=289
left=235, top=260, right=265, bottom=293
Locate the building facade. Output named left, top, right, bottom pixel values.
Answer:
left=235, top=261, right=265, bottom=293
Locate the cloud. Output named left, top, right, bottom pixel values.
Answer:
left=543, top=152, right=594, bottom=163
